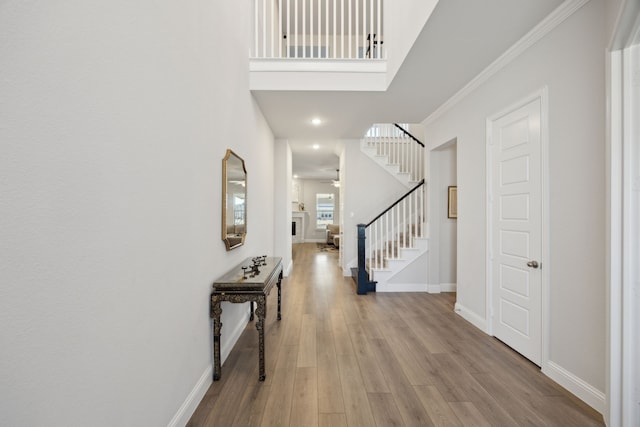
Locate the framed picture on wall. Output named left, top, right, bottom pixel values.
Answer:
left=448, top=186, right=457, bottom=219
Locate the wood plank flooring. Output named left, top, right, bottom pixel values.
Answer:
left=188, top=243, right=604, bottom=427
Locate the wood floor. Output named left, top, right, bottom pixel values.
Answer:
left=188, top=243, right=604, bottom=427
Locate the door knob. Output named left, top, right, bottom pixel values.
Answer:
left=527, top=260, right=539, bottom=269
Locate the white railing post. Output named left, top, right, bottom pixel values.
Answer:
left=286, top=0, right=290, bottom=57
left=377, top=0, right=382, bottom=58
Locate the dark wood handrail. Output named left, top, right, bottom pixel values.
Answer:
left=366, top=179, right=425, bottom=227
left=393, top=123, right=425, bottom=147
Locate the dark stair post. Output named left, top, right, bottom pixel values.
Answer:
left=357, top=224, right=376, bottom=295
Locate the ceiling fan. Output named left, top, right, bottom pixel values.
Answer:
left=319, top=169, right=340, bottom=187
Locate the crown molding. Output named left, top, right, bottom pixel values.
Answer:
left=424, top=0, right=591, bottom=125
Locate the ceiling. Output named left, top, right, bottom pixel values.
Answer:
left=254, top=0, right=564, bottom=179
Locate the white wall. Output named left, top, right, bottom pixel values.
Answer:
left=423, top=0, right=606, bottom=405
left=274, top=140, right=293, bottom=274
left=0, top=2, right=275, bottom=426
left=341, top=139, right=410, bottom=274
left=385, top=0, right=439, bottom=84
left=427, top=141, right=457, bottom=288
left=294, top=179, right=340, bottom=242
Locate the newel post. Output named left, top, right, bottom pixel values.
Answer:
left=357, top=224, right=374, bottom=295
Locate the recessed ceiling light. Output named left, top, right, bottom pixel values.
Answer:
left=311, top=118, right=322, bottom=126
left=312, top=144, right=320, bottom=150
left=293, top=174, right=298, bottom=179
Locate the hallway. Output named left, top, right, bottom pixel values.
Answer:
left=189, top=243, right=603, bottom=426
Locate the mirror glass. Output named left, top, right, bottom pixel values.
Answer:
left=222, top=150, right=247, bottom=250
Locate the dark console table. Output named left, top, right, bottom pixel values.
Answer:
left=210, top=256, right=283, bottom=381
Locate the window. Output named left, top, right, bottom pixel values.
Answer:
left=316, top=193, right=334, bottom=228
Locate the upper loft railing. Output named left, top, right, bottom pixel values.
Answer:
left=252, top=0, right=385, bottom=60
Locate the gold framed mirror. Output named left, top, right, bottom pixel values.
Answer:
left=222, top=149, right=247, bottom=250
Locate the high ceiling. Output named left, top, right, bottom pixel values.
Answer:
left=253, top=0, right=565, bottom=179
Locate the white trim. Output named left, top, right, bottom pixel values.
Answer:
left=427, top=284, right=441, bottom=293
left=167, top=366, right=212, bottom=427
left=607, top=2, right=640, bottom=425
left=543, top=361, right=606, bottom=414
left=376, top=283, right=427, bottom=292
left=607, top=46, right=624, bottom=427
left=440, top=283, right=456, bottom=292
left=249, top=58, right=387, bottom=73
left=426, top=283, right=456, bottom=293
left=454, top=302, right=488, bottom=333
left=621, top=41, right=640, bottom=427
left=284, top=259, right=293, bottom=276
left=424, top=0, right=589, bottom=125
left=540, top=87, right=551, bottom=376
left=485, top=88, right=550, bottom=367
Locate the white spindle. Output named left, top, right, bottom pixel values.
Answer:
left=279, top=0, right=282, bottom=57
left=295, top=0, right=299, bottom=58
left=391, top=207, right=395, bottom=257
left=348, top=0, right=352, bottom=58
left=254, top=0, right=259, bottom=56
left=363, top=0, right=367, bottom=58
left=340, top=0, right=344, bottom=58
left=377, top=0, right=381, bottom=58
left=287, top=0, right=290, bottom=57
left=355, top=0, right=359, bottom=58
left=395, top=204, right=399, bottom=251
left=374, top=222, right=378, bottom=268
left=270, top=0, right=275, bottom=56
left=318, top=0, right=321, bottom=57
left=262, top=0, right=266, bottom=56
left=333, top=0, right=337, bottom=58
left=310, top=0, right=314, bottom=58
left=370, top=0, right=373, bottom=59
left=302, top=0, right=306, bottom=58
left=367, top=227, right=372, bottom=272
left=384, top=212, right=393, bottom=259
left=326, top=0, right=329, bottom=58
left=420, top=186, right=424, bottom=237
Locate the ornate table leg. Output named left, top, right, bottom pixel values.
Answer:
left=255, top=296, right=267, bottom=381
left=277, top=274, right=282, bottom=321
left=210, top=298, right=223, bottom=381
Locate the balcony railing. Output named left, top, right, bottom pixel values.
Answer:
left=252, top=0, right=384, bottom=60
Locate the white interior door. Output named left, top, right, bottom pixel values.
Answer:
left=489, top=96, right=543, bottom=366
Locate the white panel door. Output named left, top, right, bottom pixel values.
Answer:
left=489, top=97, right=542, bottom=365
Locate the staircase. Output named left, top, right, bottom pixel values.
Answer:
left=360, top=123, right=424, bottom=187
left=356, top=124, right=428, bottom=294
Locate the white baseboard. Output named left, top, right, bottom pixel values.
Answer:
left=440, top=283, right=456, bottom=292
left=427, top=284, right=441, bottom=293
left=452, top=305, right=605, bottom=415
left=168, top=308, right=253, bottom=425
left=284, top=259, right=293, bottom=276
left=543, top=361, right=605, bottom=414
left=426, top=283, right=457, bottom=293
left=376, top=283, right=428, bottom=292
left=454, top=302, right=488, bottom=333
left=167, top=365, right=212, bottom=427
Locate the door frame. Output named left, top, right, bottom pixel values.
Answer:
left=608, top=1, right=640, bottom=423
left=485, top=87, right=550, bottom=368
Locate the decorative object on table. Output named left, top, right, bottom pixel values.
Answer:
left=241, top=255, right=268, bottom=278
left=222, top=149, right=247, bottom=250
left=448, top=185, right=457, bottom=219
